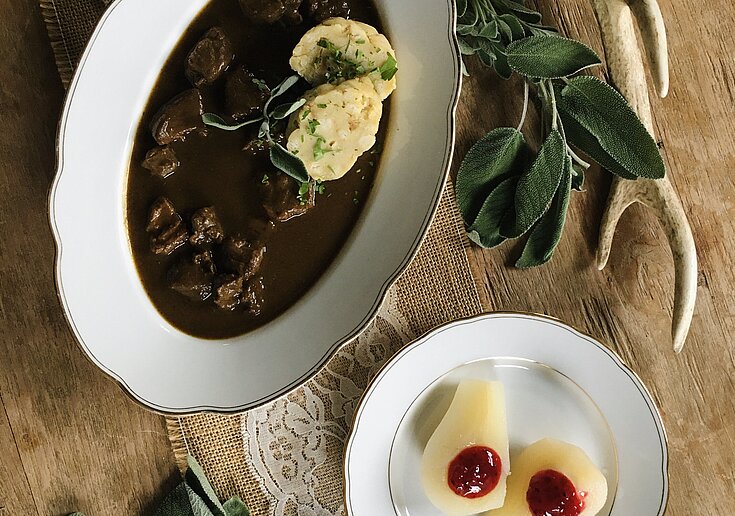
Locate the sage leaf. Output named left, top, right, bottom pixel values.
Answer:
left=270, top=143, right=310, bottom=183
left=493, top=47, right=513, bottom=79
left=499, top=14, right=525, bottom=40
left=528, top=24, right=562, bottom=37
left=202, top=114, right=263, bottom=131
left=468, top=176, right=518, bottom=248
left=155, top=483, right=198, bottom=516
left=458, top=37, right=476, bottom=56
left=223, top=497, right=250, bottom=516
left=270, top=99, right=307, bottom=120
left=516, top=157, right=572, bottom=267
left=459, top=6, right=479, bottom=27
left=186, top=485, right=217, bottom=516
left=474, top=37, right=497, bottom=57
left=479, top=20, right=499, bottom=40
left=501, top=128, right=566, bottom=238
left=495, top=0, right=543, bottom=23
left=264, top=75, right=300, bottom=113
left=457, top=24, right=476, bottom=36
left=497, top=19, right=514, bottom=42
left=479, top=49, right=496, bottom=67
left=506, top=36, right=601, bottom=79
left=186, top=456, right=225, bottom=516
left=558, top=76, right=665, bottom=179
left=456, top=127, right=526, bottom=224
left=559, top=112, right=637, bottom=180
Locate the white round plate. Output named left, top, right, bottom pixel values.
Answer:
left=49, top=0, right=460, bottom=413
left=344, top=313, right=668, bottom=515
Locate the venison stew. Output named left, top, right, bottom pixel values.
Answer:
left=126, top=0, right=396, bottom=339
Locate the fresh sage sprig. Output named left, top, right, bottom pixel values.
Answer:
left=203, top=75, right=310, bottom=184
left=69, top=456, right=250, bottom=516
left=455, top=0, right=665, bottom=268
left=156, top=456, right=249, bottom=516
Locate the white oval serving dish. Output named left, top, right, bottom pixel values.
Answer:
left=49, top=0, right=461, bottom=413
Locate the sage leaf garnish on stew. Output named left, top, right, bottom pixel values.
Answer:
left=203, top=74, right=310, bottom=183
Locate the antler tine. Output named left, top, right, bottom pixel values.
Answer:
left=596, top=180, right=639, bottom=270
left=629, top=0, right=669, bottom=97
left=590, top=0, right=697, bottom=352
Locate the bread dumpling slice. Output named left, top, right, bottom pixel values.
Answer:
left=290, top=17, right=397, bottom=100
left=287, top=77, right=382, bottom=182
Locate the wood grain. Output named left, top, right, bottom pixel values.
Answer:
left=0, top=0, right=178, bottom=514
left=455, top=1, right=735, bottom=514
left=0, top=0, right=733, bottom=514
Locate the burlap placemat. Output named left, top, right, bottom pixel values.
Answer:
left=42, top=1, right=484, bottom=513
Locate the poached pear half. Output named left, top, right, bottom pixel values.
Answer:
left=421, top=379, right=510, bottom=514
left=486, top=438, right=608, bottom=515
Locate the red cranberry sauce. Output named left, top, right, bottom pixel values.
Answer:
left=526, top=469, right=586, bottom=516
left=447, top=446, right=502, bottom=498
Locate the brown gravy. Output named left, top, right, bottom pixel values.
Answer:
left=126, top=0, right=389, bottom=339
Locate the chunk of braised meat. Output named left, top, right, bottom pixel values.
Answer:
left=146, top=197, right=189, bottom=255
left=142, top=146, right=179, bottom=178
left=151, top=223, right=189, bottom=255
left=193, top=249, right=217, bottom=275
left=186, top=27, right=234, bottom=87
left=189, top=207, right=225, bottom=248
left=225, top=66, right=269, bottom=121
left=238, top=0, right=302, bottom=25
left=260, top=173, right=315, bottom=222
left=305, top=0, right=350, bottom=22
left=150, top=89, right=204, bottom=145
left=146, top=197, right=178, bottom=233
left=169, top=251, right=215, bottom=301
left=213, top=274, right=245, bottom=310
left=222, top=235, right=266, bottom=279
left=243, top=277, right=265, bottom=316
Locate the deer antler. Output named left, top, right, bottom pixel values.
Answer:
left=590, top=0, right=697, bottom=353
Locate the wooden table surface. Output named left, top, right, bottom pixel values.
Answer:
left=0, top=0, right=733, bottom=514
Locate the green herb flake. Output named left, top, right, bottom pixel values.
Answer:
left=301, top=109, right=311, bottom=120
left=352, top=191, right=360, bottom=205
left=316, top=180, right=326, bottom=194
left=355, top=38, right=366, bottom=44
left=262, top=174, right=269, bottom=184
left=307, top=118, right=320, bottom=135
left=317, top=103, right=328, bottom=108
left=313, top=137, right=332, bottom=160
left=297, top=181, right=312, bottom=205
left=378, top=53, right=398, bottom=81
left=252, top=78, right=269, bottom=93
left=318, top=37, right=367, bottom=83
